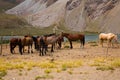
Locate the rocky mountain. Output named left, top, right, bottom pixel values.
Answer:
left=6, top=0, right=120, bottom=33
left=3, top=0, right=24, bottom=3
left=0, top=0, right=24, bottom=12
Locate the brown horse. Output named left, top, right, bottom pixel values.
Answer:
left=20, top=36, right=33, bottom=54
left=10, top=38, right=21, bottom=54
left=10, top=36, right=34, bottom=55
left=61, top=32, right=85, bottom=49
left=99, top=33, right=118, bottom=48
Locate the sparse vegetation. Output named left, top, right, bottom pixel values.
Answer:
left=0, top=70, right=7, bottom=79
left=96, top=66, right=115, bottom=71
left=44, top=69, right=52, bottom=74
left=35, top=74, right=54, bottom=80
left=90, top=57, right=120, bottom=71
left=88, top=41, right=98, bottom=46
left=67, top=69, right=73, bottom=74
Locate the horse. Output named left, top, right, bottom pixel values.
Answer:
left=10, top=38, right=21, bottom=54
left=37, top=34, right=63, bottom=56
left=37, top=36, right=47, bottom=56
left=99, top=33, right=118, bottom=48
left=35, top=33, right=56, bottom=51
left=61, top=32, right=85, bottom=49
left=10, top=35, right=34, bottom=55
left=44, top=34, right=63, bottom=52
left=31, top=36, right=39, bottom=50
left=19, top=35, right=33, bottom=55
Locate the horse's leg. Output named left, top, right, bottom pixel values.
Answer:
left=36, top=44, right=39, bottom=51
left=69, top=40, right=73, bottom=49
left=43, top=45, right=46, bottom=56
left=45, top=45, right=48, bottom=52
left=13, top=45, right=17, bottom=53
left=28, top=46, right=30, bottom=53
left=19, top=45, right=23, bottom=55
left=44, top=47, right=46, bottom=55
left=39, top=45, right=42, bottom=56
left=41, top=46, right=44, bottom=56
left=44, top=44, right=47, bottom=55
left=23, top=46, right=25, bottom=53
left=80, top=40, right=83, bottom=48
left=58, top=41, right=61, bottom=49
left=10, top=44, right=14, bottom=54
left=10, top=45, right=15, bottom=54
left=110, top=40, right=112, bottom=48
left=31, top=44, right=33, bottom=53
left=101, top=40, right=103, bottom=47
left=51, top=44, right=54, bottom=52
left=107, top=40, right=110, bottom=48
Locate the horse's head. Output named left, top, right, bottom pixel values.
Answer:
left=61, top=32, right=69, bottom=37
left=112, top=35, right=118, bottom=43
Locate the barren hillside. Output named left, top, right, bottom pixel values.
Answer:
left=6, top=0, right=120, bottom=33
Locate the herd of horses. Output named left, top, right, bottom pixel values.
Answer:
left=9, top=32, right=119, bottom=56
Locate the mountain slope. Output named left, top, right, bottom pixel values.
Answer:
left=0, top=0, right=24, bottom=11
left=6, top=0, right=120, bottom=33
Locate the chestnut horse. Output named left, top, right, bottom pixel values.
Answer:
left=99, top=33, right=118, bottom=47
left=61, top=32, right=85, bottom=49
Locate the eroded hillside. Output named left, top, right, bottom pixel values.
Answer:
left=6, top=0, right=120, bottom=33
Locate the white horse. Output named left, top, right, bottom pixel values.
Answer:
left=99, top=33, right=119, bottom=48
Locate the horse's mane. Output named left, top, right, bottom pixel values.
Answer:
left=62, top=32, right=69, bottom=35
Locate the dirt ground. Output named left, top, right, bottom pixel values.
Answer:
left=1, top=42, right=120, bottom=80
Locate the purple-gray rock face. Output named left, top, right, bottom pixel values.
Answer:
left=6, top=0, right=120, bottom=33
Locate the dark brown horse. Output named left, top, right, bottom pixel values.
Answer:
left=61, top=32, right=85, bottom=49
left=37, top=36, right=47, bottom=56
left=10, top=38, right=21, bottom=54
left=10, top=36, right=34, bottom=55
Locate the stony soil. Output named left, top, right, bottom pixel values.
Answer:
left=1, top=42, right=120, bottom=80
